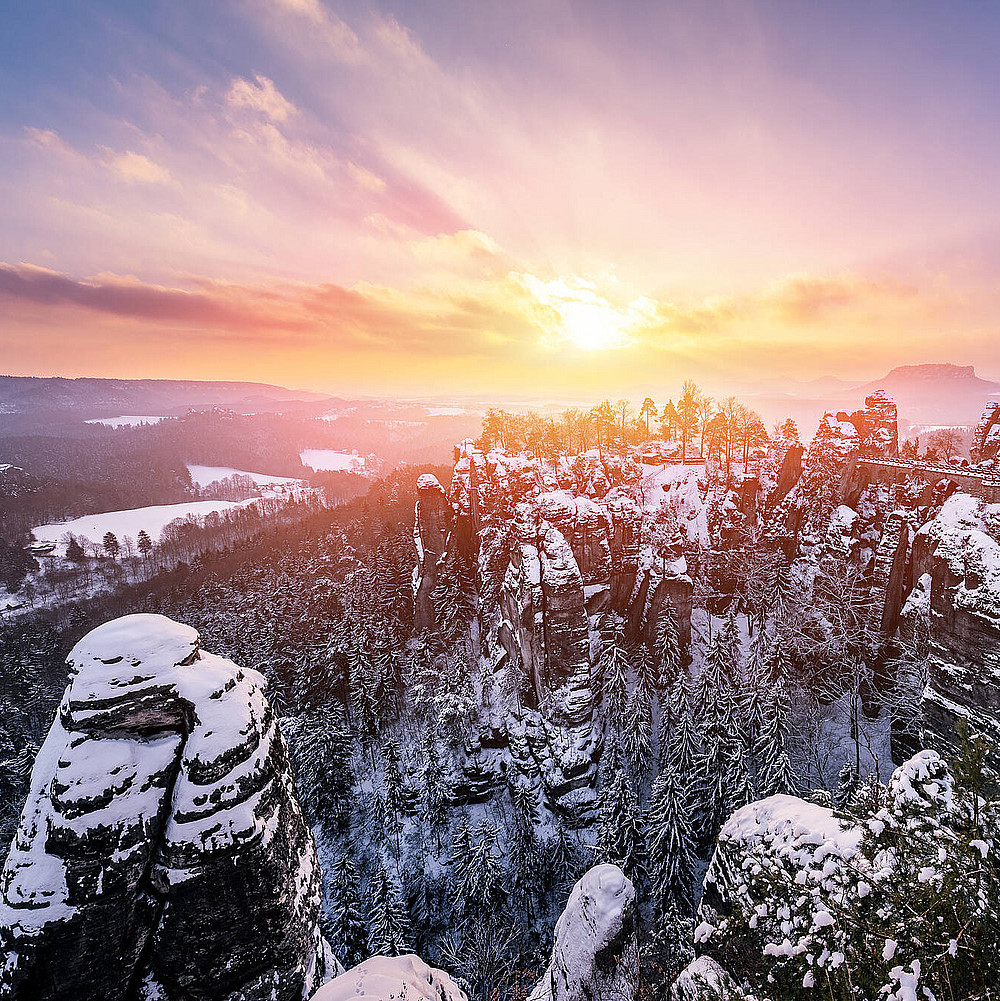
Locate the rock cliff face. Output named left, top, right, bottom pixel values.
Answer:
left=908, top=493, right=1000, bottom=759
left=0, top=614, right=331, bottom=1001
left=971, top=400, right=1000, bottom=465
left=413, top=447, right=693, bottom=817
left=413, top=474, right=453, bottom=630
left=529, top=864, right=638, bottom=1001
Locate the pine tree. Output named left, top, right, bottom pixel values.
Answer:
left=367, top=863, right=412, bottom=956
left=651, top=601, right=681, bottom=689
left=103, top=531, right=120, bottom=560
left=330, top=854, right=368, bottom=967
left=458, top=822, right=507, bottom=919
left=834, top=761, right=859, bottom=809
left=646, top=764, right=697, bottom=910
left=598, top=615, right=631, bottom=721
left=136, top=529, right=153, bottom=558
left=382, top=737, right=405, bottom=855
left=418, top=730, right=449, bottom=850
left=695, top=717, right=733, bottom=844
left=597, top=769, right=646, bottom=886
left=716, top=609, right=742, bottom=685
left=621, top=685, right=652, bottom=775
left=665, top=685, right=700, bottom=777
left=65, top=536, right=86, bottom=563
left=449, top=817, right=473, bottom=889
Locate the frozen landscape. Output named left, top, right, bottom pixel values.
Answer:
left=3, top=1, right=1000, bottom=999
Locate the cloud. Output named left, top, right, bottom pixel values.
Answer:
left=226, top=75, right=298, bottom=122
left=347, top=161, right=386, bottom=194
left=107, top=151, right=172, bottom=185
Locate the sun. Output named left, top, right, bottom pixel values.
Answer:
left=560, top=298, right=627, bottom=351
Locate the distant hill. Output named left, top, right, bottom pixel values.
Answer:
left=0, top=375, right=331, bottom=421
left=849, top=364, right=1000, bottom=426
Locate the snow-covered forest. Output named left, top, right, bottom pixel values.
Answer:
left=4, top=387, right=999, bottom=1000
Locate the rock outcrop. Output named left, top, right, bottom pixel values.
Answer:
left=908, top=493, right=1000, bottom=761
left=0, top=614, right=331, bottom=1001
left=671, top=957, right=756, bottom=1001
left=529, top=864, right=638, bottom=1001
left=413, top=447, right=694, bottom=818
left=310, top=955, right=465, bottom=1001
left=413, top=474, right=453, bottom=630
left=971, top=400, right=1000, bottom=465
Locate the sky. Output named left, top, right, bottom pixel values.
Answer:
left=1, top=0, right=999, bottom=397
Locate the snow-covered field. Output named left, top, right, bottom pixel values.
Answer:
left=33, top=499, right=258, bottom=555
left=186, top=464, right=302, bottom=488
left=84, top=416, right=170, bottom=428
left=299, top=449, right=365, bottom=472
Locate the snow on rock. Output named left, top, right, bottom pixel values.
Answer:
left=0, top=613, right=331, bottom=1001
left=698, top=794, right=864, bottom=983
left=310, top=955, right=466, bottom=1001
left=908, top=492, right=1000, bottom=758
left=671, top=956, right=756, bottom=1000
left=529, top=864, right=638, bottom=1001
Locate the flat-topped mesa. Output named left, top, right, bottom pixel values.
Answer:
left=0, top=613, right=331, bottom=1001
left=971, top=400, right=1000, bottom=465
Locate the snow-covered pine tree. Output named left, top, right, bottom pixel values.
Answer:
left=418, top=729, right=449, bottom=850
left=596, top=768, right=646, bottom=886
left=716, top=608, right=742, bottom=686
left=665, top=685, right=700, bottom=778
left=652, top=600, right=681, bottom=689
left=621, top=684, right=652, bottom=775
left=646, top=764, right=697, bottom=910
left=598, top=613, right=632, bottom=722
left=448, top=816, right=473, bottom=890
left=367, top=862, right=412, bottom=957
left=329, top=854, right=367, bottom=968
left=382, top=737, right=405, bottom=856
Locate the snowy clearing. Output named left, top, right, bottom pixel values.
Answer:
left=33, top=499, right=259, bottom=554
left=186, top=464, right=302, bottom=488
left=299, top=449, right=365, bottom=472
left=84, top=415, right=170, bottom=428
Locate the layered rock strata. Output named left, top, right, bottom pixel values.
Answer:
left=0, top=613, right=330, bottom=1001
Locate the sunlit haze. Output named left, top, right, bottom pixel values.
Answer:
left=2, top=1, right=1000, bottom=396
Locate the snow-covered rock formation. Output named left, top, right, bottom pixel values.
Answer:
left=413, top=447, right=693, bottom=818
left=909, top=492, right=1000, bottom=753
left=0, top=613, right=331, bottom=1001
left=310, top=955, right=466, bottom=1001
left=671, top=957, right=756, bottom=1001
left=972, top=400, right=1000, bottom=465
left=529, top=864, right=638, bottom=1001
left=691, top=750, right=996, bottom=999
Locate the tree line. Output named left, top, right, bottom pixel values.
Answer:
left=477, top=381, right=795, bottom=469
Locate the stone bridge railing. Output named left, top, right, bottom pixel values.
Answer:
left=857, top=457, right=1000, bottom=503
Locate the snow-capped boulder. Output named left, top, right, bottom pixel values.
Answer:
left=671, top=956, right=756, bottom=1000
left=0, top=613, right=330, bottom=1001
left=310, top=955, right=466, bottom=1001
left=529, top=864, right=638, bottom=1001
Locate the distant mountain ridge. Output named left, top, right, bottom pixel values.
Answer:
left=0, top=374, right=331, bottom=418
